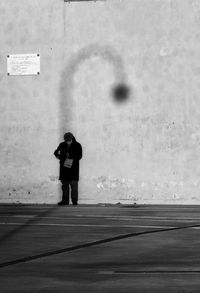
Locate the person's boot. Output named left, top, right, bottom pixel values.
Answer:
left=58, top=201, right=69, bottom=206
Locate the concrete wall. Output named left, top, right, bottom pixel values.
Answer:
left=1, top=0, right=200, bottom=204
left=0, top=0, right=64, bottom=203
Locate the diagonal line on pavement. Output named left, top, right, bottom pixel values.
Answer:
left=0, top=223, right=200, bottom=269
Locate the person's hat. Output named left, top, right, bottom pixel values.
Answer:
left=64, top=132, right=73, bottom=141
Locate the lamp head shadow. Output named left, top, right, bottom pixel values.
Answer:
left=112, top=83, right=130, bottom=103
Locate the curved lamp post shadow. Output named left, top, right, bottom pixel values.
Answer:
left=59, top=44, right=131, bottom=134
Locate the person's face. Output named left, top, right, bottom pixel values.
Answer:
left=65, top=139, right=72, bottom=145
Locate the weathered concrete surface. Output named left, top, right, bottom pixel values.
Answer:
left=63, top=0, right=200, bottom=204
left=1, top=0, right=200, bottom=204
left=0, top=0, right=64, bottom=203
left=1, top=204, right=200, bottom=292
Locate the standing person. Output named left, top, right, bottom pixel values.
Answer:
left=54, top=132, right=82, bottom=205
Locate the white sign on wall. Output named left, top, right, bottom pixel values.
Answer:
left=7, top=53, right=40, bottom=76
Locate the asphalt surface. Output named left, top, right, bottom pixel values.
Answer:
left=1, top=204, right=200, bottom=292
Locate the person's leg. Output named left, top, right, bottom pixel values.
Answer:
left=58, top=181, right=70, bottom=205
left=70, top=181, right=78, bottom=205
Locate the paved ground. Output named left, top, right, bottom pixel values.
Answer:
left=1, top=204, right=200, bottom=292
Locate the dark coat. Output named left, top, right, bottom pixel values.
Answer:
left=54, top=137, right=82, bottom=181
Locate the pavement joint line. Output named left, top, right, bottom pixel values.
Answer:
left=100, top=270, right=200, bottom=275
left=1, top=207, right=200, bottom=211
left=1, top=215, right=200, bottom=222
left=0, top=223, right=200, bottom=269
left=1, top=222, right=200, bottom=229
left=0, top=222, right=176, bottom=229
